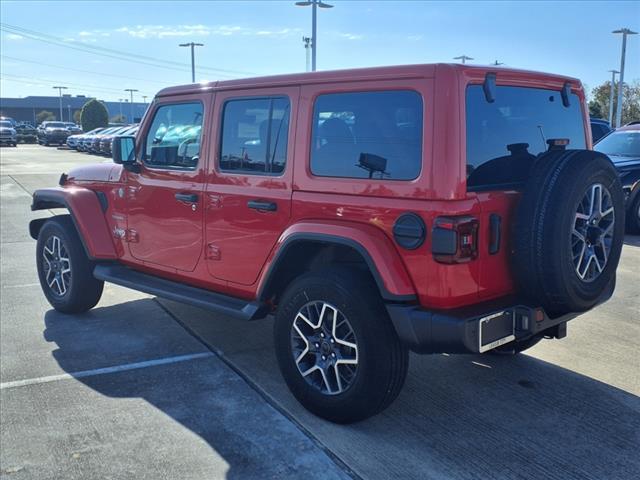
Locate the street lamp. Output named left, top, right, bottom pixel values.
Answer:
left=124, top=89, right=138, bottom=123
left=454, top=55, right=473, bottom=64
left=52, top=86, right=68, bottom=121
left=612, top=28, right=637, bottom=127
left=142, top=95, right=148, bottom=104
left=67, top=104, right=71, bottom=123
left=179, top=42, right=204, bottom=83
left=607, top=69, right=620, bottom=125
left=492, top=60, right=504, bottom=66
left=295, top=0, right=334, bottom=72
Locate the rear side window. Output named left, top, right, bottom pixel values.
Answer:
left=466, top=85, right=586, bottom=190
left=310, top=90, right=423, bottom=180
left=219, top=97, right=290, bottom=175
left=143, top=102, right=203, bottom=170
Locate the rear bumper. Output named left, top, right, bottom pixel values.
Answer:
left=387, top=278, right=615, bottom=354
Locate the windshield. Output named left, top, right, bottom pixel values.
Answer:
left=45, top=122, right=65, bottom=128
left=594, top=130, right=640, bottom=159
left=0, top=121, right=12, bottom=128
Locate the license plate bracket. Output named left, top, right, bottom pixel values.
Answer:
left=478, top=310, right=515, bottom=353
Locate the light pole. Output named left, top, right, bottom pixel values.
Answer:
left=67, top=104, right=71, bottom=123
left=493, top=60, right=504, bottom=66
left=52, top=86, right=67, bottom=121
left=124, top=89, right=138, bottom=123
left=302, top=36, right=312, bottom=72
left=613, top=28, right=637, bottom=127
left=295, top=0, right=334, bottom=72
left=142, top=95, right=148, bottom=104
left=608, top=69, right=619, bottom=125
left=179, top=42, right=204, bottom=83
left=454, top=55, right=473, bottom=64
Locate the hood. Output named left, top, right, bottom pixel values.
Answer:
left=608, top=154, right=640, bottom=171
left=66, top=162, right=124, bottom=183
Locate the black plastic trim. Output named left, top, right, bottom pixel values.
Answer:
left=489, top=213, right=501, bottom=255
left=96, top=191, right=108, bottom=212
left=483, top=72, right=497, bottom=103
left=392, top=213, right=426, bottom=250
left=94, top=264, right=269, bottom=321
left=258, top=233, right=417, bottom=303
left=386, top=276, right=615, bottom=354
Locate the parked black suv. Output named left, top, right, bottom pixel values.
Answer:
left=37, top=121, right=70, bottom=146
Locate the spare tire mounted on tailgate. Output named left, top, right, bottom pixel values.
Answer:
left=513, top=150, right=625, bottom=315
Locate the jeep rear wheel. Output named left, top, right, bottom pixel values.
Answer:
left=274, top=267, right=408, bottom=424
left=36, top=215, right=104, bottom=313
left=513, top=150, right=625, bottom=315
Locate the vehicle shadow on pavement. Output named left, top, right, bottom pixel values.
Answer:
left=42, top=300, right=348, bottom=480
left=155, top=299, right=640, bottom=480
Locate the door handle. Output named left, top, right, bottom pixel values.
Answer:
left=175, top=193, right=199, bottom=203
left=247, top=200, right=277, bottom=212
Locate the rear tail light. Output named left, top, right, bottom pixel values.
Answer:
left=432, top=216, right=479, bottom=264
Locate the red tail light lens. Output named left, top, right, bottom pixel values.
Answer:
left=432, top=216, right=479, bottom=264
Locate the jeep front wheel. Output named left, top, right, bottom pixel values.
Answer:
left=36, top=215, right=104, bottom=314
left=274, top=267, right=409, bottom=424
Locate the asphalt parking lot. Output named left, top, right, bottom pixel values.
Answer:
left=1, top=144, right=639, bottom=480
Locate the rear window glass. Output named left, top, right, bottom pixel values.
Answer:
left=466, top=85, right=585, bottom=190
left=310, top=90, right=423, bottom=180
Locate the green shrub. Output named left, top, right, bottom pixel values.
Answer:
left=80, top=99, right=109, bottom=132
left=36, top=110, right=56, bottom=124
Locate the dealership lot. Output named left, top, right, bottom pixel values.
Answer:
left=1, top=145, right=639, bottom=479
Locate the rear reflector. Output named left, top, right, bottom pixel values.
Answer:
left=432, top=216, right=479, bottom=264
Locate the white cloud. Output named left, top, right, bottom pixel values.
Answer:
left=337, top=33, right=364, bottom=41
left=113, top=24, right=300, bottom=39
left=5, top=34, right=24, bottom=41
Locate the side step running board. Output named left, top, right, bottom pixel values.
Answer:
left=94, top=264, right=269, bottom=321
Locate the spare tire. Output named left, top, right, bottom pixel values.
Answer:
left=513, top=150, right=625, bottom=315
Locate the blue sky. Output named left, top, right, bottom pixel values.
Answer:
left=1, top=0, right=638, bottom=102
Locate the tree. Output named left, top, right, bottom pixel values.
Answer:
left=588, top=100, right=603, bottom=119
left=73, top=110, right=82, bottom=124
left=80, top=99, right=109, bottom=132
left=590, top=80, right=640, bottom=126
left=36, top=110, right=55, bottom=124
left=110, top=114, right=127, bottom=124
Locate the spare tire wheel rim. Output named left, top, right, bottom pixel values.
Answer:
left=572, top=183, right=615, bottom=282
left=290, top=301, right=359, bottom=395
left=42, top=234, right=72, bottom=296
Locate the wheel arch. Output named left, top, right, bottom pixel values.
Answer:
left=257, top=223, right=417, bottom=305
left=30, top=187, right=117, bottom=260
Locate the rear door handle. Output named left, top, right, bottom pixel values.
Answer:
left=175, top=193, right=198, bottom=203
left=247, top=200, right=277, bottom=212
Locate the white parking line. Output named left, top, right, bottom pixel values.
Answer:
left=2, top=283, right=40, bottom=289
left=0, top=352, right=213, bottom=390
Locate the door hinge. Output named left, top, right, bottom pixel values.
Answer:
left=206, top=243, right=221, bottom=260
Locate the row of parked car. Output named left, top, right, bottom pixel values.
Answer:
left=67, top=124, right=139, bottom=156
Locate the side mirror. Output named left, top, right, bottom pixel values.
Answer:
left=112, top=136, right=136, bottom=165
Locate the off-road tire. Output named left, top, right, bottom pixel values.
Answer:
left=36, top=215, right=104, bottom=313
left=274, top=267, right=409, bottom=424
left=513, top=150, right=624, bottom=315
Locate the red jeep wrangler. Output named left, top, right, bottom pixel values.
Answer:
left=30, top=64, right=625, bottom=423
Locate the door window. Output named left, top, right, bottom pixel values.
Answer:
left=310, top=90, right=423, bottom=180
left=143, top=102, right=203, bottom=170
left=219, top=97, right=290, bottom=175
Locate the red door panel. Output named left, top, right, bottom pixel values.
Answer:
left=204, top=87, right=299, bottom=286
left=127, top=94, right=210, bottom=272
